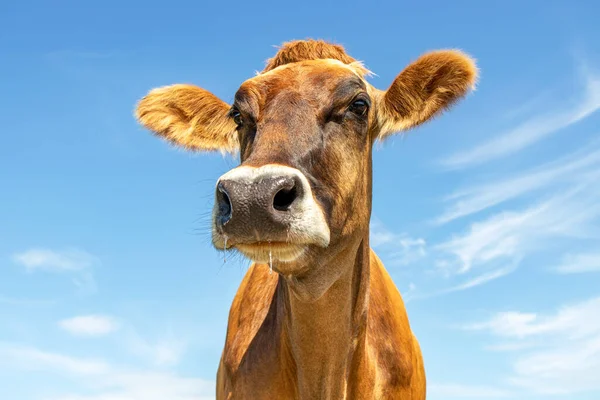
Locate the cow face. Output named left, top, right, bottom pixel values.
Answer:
left=135, top=42, right=477, bottom=280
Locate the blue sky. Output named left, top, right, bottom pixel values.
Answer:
left=1, top=0, right=600, bottom=399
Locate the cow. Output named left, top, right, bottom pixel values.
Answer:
left=135, top=39, right=477, bottom=399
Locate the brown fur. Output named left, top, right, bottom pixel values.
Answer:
left=376, top=50, right=478, bottom=136
left=135, top=84, right=238, bottom=153
left=264, top=39, right=358, bottom=72
left=135, top=39, right=477, bottom=399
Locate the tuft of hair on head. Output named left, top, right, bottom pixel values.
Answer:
left=262, top=39, right=372, bottom=76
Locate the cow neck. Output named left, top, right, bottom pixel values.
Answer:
left=279, top=232, right=371, bottom=399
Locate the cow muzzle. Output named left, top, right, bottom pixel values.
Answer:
left=212, top=165, right=330, bottom=263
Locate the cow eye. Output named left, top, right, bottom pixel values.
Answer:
left=348, top=99, right=369, bottom=117
left=230, top=109, right=243, bottom=126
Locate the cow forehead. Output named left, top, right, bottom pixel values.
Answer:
left=240, top=59, right=371, bottom=99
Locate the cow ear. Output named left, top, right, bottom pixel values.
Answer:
left=135, top=84, right=238, bottom=153
left=376, top=50, right=478, bottom=138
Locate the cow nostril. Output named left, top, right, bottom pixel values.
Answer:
left=217, top=183, right=232, bottom=224
left=273, top=184, right=298, bottom=211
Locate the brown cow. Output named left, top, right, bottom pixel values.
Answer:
left=135, top=39, right=477, bottom=399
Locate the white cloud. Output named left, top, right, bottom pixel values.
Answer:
left=370, top=218, right=399, bottom=247
left=12, top=248, right=99, bottom=294
left=57, top=314, right=186, bottom=366
left=372, top=174, right=600, bottom=294
left=440, top=67, right=600, bottom=169
left=435, top=183, right=600, bottom=277
left=373, top=163, right=600, bottom=294
left=123, top=329, right=187, bottom=367
left=466, top=296, right=600, bottom=339
left=370, top=218, right=427, bottom=266
left=466, top=296, right=600, bottom=395
left=13, top=248, right=98, bottom=272
left=59, top=315, right=119, bottom=337
left=428, top=383, right=511, bottom=398
left=0, top=343, right=214, bottom=400
left=435, top=263, right=519, bottom=296
left=555, top=251, right=600, bottom=274
left=0, top=343, right=109, bottom=375
left=435, top=141, right=600, bottom=224
left=509, top=336, right=600, bottom=395
left=370, top=230, right=397, bottom=248
left=49, top=371, right=215, bottom=400
left=424, top=135, right=600, bottom=293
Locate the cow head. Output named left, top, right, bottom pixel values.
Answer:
left=136, top=40, right=477, bottom=290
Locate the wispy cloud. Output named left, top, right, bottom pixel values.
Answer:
left=58, top=314, right=187, bottom=367
left=13, top=248, right=98, bottom=272
left=554, top=251, right=600, bottom=274
left=466, top=296, right=600, bottom=395
left=59, top=315, right=119, bottom=337
left=426, top=261, right=520, bottom=298
left=374, top=168, right=600, bottom=295
left=435, top=183, right=600, bottom=277
left=370, top=218, right=427, bottom=266
left=435, top=140, right=600, bottom=224
left=0, top=343, right=109, bottom=375
left=465, top=297, right=600, bottom=339
left=0, top=343, right=214, bottom=400
left=440, top=66, right=600, bottom=170
left=123, top=329, right=187, bottom=367
left=48, top=373, right=214, bottom=400
left=12, top=248, right=99, bottom=295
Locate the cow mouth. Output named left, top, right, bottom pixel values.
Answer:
left=234, top=241, right=306, bottom=263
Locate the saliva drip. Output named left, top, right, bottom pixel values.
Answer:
left=223, top=236, right=228, bottom=264
left=269, top=243, right=273, bottom=274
